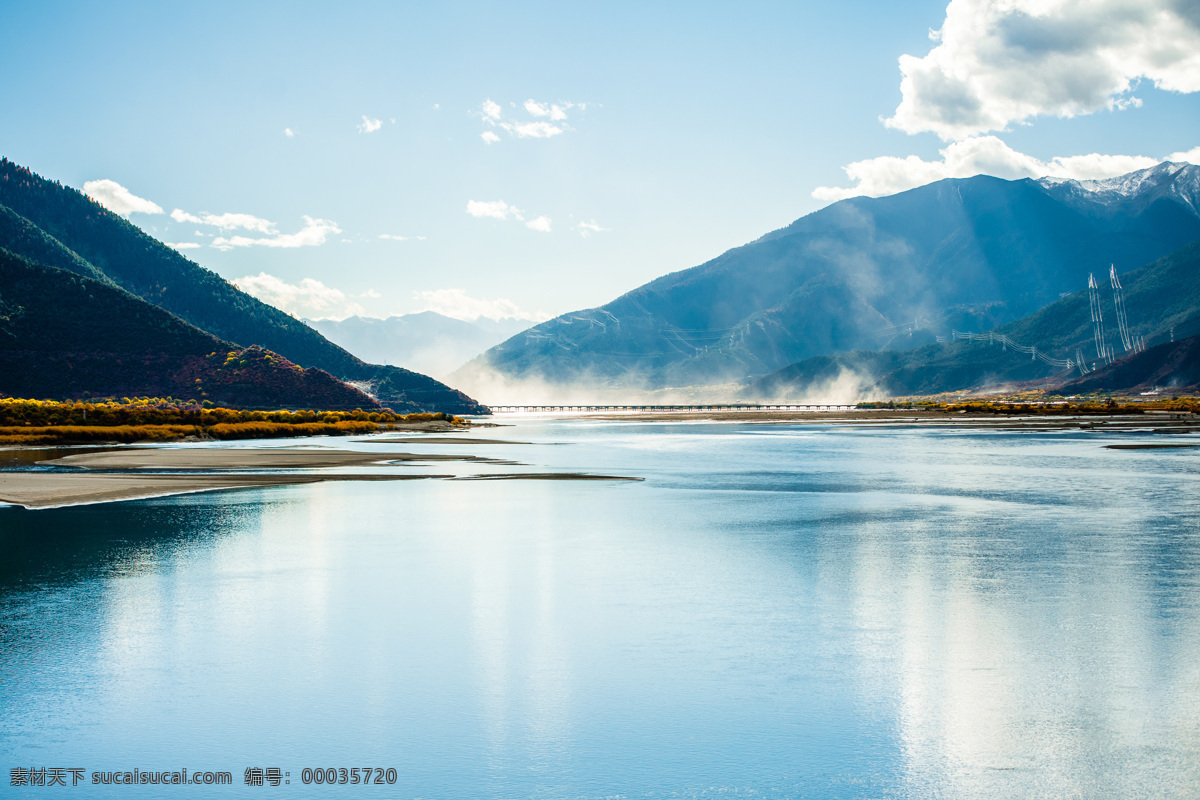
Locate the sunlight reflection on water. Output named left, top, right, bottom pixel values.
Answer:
left=2, top=421, right=1199, bottom=798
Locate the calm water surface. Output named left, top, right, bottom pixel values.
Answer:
left=2, top=419, right=1199, bottom=798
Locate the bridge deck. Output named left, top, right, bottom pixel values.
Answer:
left=488, top=404, right=856, bottom=413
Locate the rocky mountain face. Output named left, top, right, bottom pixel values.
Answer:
left=463, top=163, right=1200, bottom=394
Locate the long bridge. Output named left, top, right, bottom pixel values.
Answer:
left=488, top=403, right=857, bottom=413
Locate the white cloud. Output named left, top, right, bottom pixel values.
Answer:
left=171, top=208, right=275, bottom=232
left=233, top=272, right=365, bottom=320
left=378, top=234, right=408, bottom=241
left=466, top=199, right=523, bottom=221
left=525, top=216, right=552, bottom=233
left=574, top=220, right=610, bottom=237
left=886, top=0, right=1200, bottom=140
left=1169, top=145, right=1200, bottom=164
left=211, top=216, right=341, bottom=250
left=165, top=242, right=201, bottom=250
left=82, top=179, right=164, bottom=216
left=432, top=103, right=440, bottom=110
left=357, top=115, right=383, bottom=133
left=478, top=97, right=582, bottom=142
left=503, top=120, right=564, bottom=139
left=812, top=135, right=1198, bottom=201
left=284, top=128, right=295, bottom=138
left=481, top=99, right=503, bottom=120
left=412, top=288, right=548, bottom=322
left=524, top=99, right=570, bottom=120
left=200, top=212, right=276, bottom=233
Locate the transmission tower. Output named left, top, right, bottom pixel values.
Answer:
left=1109, top=265, right=1134, bottom=352
left=1088, top=273, right=1112, bottom=363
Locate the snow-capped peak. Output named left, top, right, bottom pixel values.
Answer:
left=1038, top=161, right=1198, bottom=198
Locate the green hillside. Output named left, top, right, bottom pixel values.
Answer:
left=0, top=249, right=380, bottom=410
left=0, top=158, right=485, bottom=414
left=743, top=239, right=1200, bottom=398
left=0, top=203, right=112, bottom=284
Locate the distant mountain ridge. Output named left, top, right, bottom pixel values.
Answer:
left=463, top=162, right=1200, bottom=394
left=0, top=158, right=485, bottom=413
left=307, top=312, right=530, bottom=380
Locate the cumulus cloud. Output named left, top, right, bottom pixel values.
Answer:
left=233, top=273, right=366, bottom=320
left=211, top=216, right=341, bottom=250
left=82, top=179, right=164, bottom=216
left=412, top=288, right=548, bottom=322
left=505, top=120, right=564, bottom=138
left=524, top=99, right=570, bottom=120
left=477, top=97, right=584, bottom=142
left=481, top=99, right=503, bottom=120
left=202, top=212, right=276, bottom=233
left=357, top=115, right=383, bottom=133
left=813, top=136, right=1199, bottom=201
left=171, top=208, right=276, bottom=232
left=466, top=199, right=523, bottom=220
left=574, top=220, right=610, bottom=237
left=525, top=215, right=552, bottom=232
left=378, top=234, right=408, bottom=241
left=886, top=0, right=1200, bottom=140
left=284, top=128, right=295, bottom=138
left=165, top=242, right=201, bottom=250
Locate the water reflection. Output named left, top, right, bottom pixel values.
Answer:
left=1, top=424, right=1199, bottom=798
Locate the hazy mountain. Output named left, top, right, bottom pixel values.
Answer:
left=0, top=249, right=379, bottom=410
left=0, top=158, right=486, bottom=414
left=308, top=312, right=530, bottom=380
left=741, top=239, right=1200, bottom=400
left=462, top=162, right=1200, bottom=394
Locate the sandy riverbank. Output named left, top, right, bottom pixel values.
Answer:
left=0, top=442, right=635, bottom=509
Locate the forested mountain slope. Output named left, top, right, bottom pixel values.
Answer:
left=0, top=249, right=379, bottom=410
left=0, top=158, right=485, bottom=414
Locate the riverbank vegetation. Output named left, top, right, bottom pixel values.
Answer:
left=0, top=397, right=466, bottom=445
left=858, top=394, right=1199, bottom=415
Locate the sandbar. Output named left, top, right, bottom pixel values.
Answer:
left=47, top=447, right=501, bottom=470
left=353, top=437, right=532, bottom=445
left=0, top=472, right=436, bottom=510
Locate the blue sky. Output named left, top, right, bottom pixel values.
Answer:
left=2, top=0, right=1197, bottom=322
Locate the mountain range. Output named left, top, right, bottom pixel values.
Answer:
left=307, top=312, right=530, bottom=380
left=0, top=158, right=485, bottom=413
left=461, top=162, right=1200, bottom=395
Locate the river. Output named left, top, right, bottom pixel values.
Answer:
left=2, top=418, right=1199, bottom=798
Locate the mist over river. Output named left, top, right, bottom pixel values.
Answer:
left=3, top=419, right=1199, bottom=798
